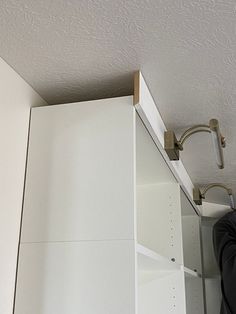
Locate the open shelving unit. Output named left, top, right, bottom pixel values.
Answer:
left=136, top=114, right=204, bottom=314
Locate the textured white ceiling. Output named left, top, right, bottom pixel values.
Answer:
left=1, top=0, right=236, bottom=205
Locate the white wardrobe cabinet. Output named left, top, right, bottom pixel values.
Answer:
left=14, top=73, right=217, bottom=313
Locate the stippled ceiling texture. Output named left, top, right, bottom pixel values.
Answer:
left=1, top=0, right=236, bottom=206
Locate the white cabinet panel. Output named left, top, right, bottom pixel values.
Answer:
left=201, top=218, right=219, bottom=277
left=185, top=277, right=204, bottom=314
left=182, top=216, right=202, bottom=274
left=201, top=218, right=221, bottom=314
left=15, top=240, right=136, bottom=314
left=205, top=278, right=221, bottom=314
left=138, top=270, right=186, bottom=314
left=137, top=183, right=183, bottom=264
left=21, top=96, right=135, bottom=242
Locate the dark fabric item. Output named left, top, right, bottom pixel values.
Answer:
left=213, top=211, right=236, bottom=314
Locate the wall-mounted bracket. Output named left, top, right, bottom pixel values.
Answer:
left=193, top=184, right=235, bottom=209
left=164, top=120, right=225, bottom=169
left=164, top=131, right=181, bottom=161
left=193, top=188, right=202, bottom=206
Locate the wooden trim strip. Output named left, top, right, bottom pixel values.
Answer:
left=133, top=71, right=140, bottom=106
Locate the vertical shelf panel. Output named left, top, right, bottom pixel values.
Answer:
left=138, top=270, right=186, bottom=314
left=181, top=190, right=202, bottom=274
left=181, top=191, right=204, bottom=313
left=15, top=241, right=136, bottom=314
left=205, top=278, right=221, bottom=314
left=201, top=217, right=221, bottom=314
left=185, top=277, right=204, bottom=314
left=182, top=216, right=202, bottom=273
left=137, top=183, right=183, bottom=265
left=201, top=217, right=219, bottom=278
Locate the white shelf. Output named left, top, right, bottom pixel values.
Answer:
left=137, top=244, right=181, bottom=284
left=137, top=244, right=201, bottom=280
left=137, top=244, right=181, bottom=272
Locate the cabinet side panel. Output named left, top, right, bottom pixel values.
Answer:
left=182, top=216, right=202, bottom=273
left=21, top=96, right=135, bottom=242
left=185, top=277, right=204, bottom=314
left=138, top=270, right=186, bottom=314
left=201, top=221, right=219, bottom=277
left=204, top=278, right=221, bottom=314
left=0, top=57, right=47, bottom=314
left=137, top=183, right=183, bottom=264
left=14, top=241, right=136, bottom=314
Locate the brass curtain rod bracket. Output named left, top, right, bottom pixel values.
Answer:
left=164, top=119, right=226, bottom=169
left=193, top=184, right=235, bottom=209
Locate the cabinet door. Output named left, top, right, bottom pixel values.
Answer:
left=15, top=241, right=136, bottom=314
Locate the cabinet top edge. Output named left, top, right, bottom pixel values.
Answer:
left=31, top=95, right=134, bottom=111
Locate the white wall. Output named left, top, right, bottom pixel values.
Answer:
left=0, top=57, right=47, bottom=314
